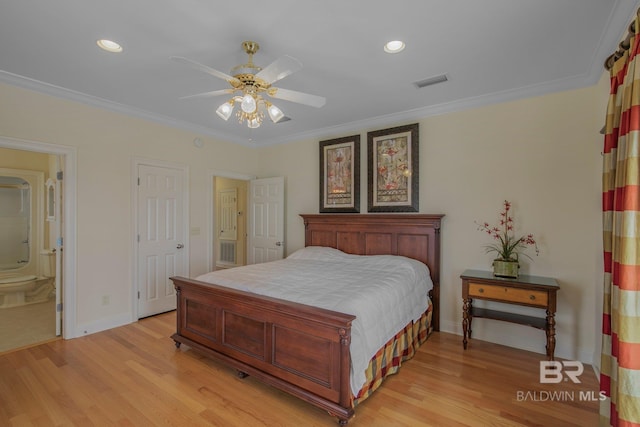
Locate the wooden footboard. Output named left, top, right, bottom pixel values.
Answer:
left=170, top=276, right=357, bottom=424
left=171, top=213, right=442, bottom=425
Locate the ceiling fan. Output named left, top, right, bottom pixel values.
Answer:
left=171, top=41, right=326, bottom=128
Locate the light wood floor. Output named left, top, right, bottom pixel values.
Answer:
left=0, top=311, right=599, bottom=426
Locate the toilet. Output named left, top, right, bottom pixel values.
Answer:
left=40, top=249, right=55, bottom=279
left=0, top=249, right=56, bottom=308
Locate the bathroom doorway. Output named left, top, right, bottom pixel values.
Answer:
left=0, top=139, right=72, bottom=353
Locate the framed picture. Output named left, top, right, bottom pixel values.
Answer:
left=367, top=123, right=419, bottom=212
left=319, top=135, right=360, bottom=213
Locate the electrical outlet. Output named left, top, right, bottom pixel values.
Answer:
left=101, top=295, right=110, bottom=306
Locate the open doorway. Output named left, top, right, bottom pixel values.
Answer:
left=0, top=137, right=76, bottom=351
left=214, top=177, right=248, bottom=269
left=214, top=177, right=248, bottom=270
left=208, top=172, right=286, bottom=273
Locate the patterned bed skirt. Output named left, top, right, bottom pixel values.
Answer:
left=352, top=299, right=433, bottom=406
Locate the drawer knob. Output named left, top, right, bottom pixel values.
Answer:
left=478, top=288, right=484, bottom=293
left=529, top=295, right=536, bottom=300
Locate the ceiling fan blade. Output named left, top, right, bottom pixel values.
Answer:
left=268, top=87, right=326, bottom=108
left=256, top=55, right=302, bottom=84
left=171, top=56, right=239, bottom=85
left=179, top=89, right=234, bottom=100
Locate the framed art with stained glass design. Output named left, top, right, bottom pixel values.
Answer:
left=319, top=135, right=360, bottom=213
left=367, top=123, right=419, bottom=212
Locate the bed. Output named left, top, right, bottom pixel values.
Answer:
left=170, top=214, right=443, bottom=425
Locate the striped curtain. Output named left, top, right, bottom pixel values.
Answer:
left=601, top=10, right=640, bottom=427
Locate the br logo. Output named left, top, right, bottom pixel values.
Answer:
left=539, top=361, right=584, bottom=384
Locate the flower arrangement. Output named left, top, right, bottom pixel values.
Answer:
left=476, top=200, right=539, bottom=262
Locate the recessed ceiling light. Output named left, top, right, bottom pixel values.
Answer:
left=97, top=39, right=123, bottom=53
left=384, top=40, right=405, bottom=54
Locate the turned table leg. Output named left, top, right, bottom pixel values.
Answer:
left=546, top=309, right=556, bottom=361
left=462, top=298, right=472, bottom=349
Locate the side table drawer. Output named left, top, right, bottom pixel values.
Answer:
left=468, top=282, right=548, bottom=307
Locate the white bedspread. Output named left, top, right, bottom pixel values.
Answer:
left=195, top=246, right=433, bottom=395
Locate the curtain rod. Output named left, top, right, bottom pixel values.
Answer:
left=604, top=8, right=639, bottom=70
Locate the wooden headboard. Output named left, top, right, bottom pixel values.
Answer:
left=300, top=214, right=443, bottom=331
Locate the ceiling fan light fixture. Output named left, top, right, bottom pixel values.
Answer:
left=240, top=94, right=257, bottom=113
left=247, top=117, right=261, bottom=128
left=384, top=40, right=405, bottom=54
left=267, top=103, right=284, bottom=123
left=216, top=101, right=234, bottom=120
left=175, top=40, right=326, bottom=130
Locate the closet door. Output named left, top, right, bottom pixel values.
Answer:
left=247, top=177, right=284, bottom=264
left=136, top=163, right=187, bottom=318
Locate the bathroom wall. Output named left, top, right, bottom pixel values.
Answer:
left=0, top=147, right=50, bottom=170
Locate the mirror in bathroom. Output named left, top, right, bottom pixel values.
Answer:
left=0, top=176, right=31, bottom=271
left=45, top=178, right=55, bottom=221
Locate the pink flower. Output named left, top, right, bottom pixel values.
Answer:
left=475, top=200, right=539, bottom=261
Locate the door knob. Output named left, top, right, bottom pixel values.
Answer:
left=275, top=241, right=282, bottom=247
left=176, top=243, right=184, bottom=249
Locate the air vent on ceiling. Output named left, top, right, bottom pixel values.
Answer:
left=413, top=74, right=449, bottom=89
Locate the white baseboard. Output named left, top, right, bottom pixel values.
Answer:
left=71, top=312, right=133, bottom=338
left=439, top=319, right=594, bottom=365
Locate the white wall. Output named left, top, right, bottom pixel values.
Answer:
left=0, top=82, right=259, bottom=337
left=257, top=76, right=610, bottom=365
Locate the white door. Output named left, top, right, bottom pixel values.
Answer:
left=248, top=177, right=285, bottom=264
left=137, top=164, right=187, bottom=318
left=218, top=188, right=238, bottom=241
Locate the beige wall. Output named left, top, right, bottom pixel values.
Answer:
left=0, top=83, right=259, bottom=335
left=0, top=73, right=610, bottom=365
left=257, top=76, right=609, bottom=364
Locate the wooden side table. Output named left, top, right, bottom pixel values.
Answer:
left=461, top=269, right=559, bottom=360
